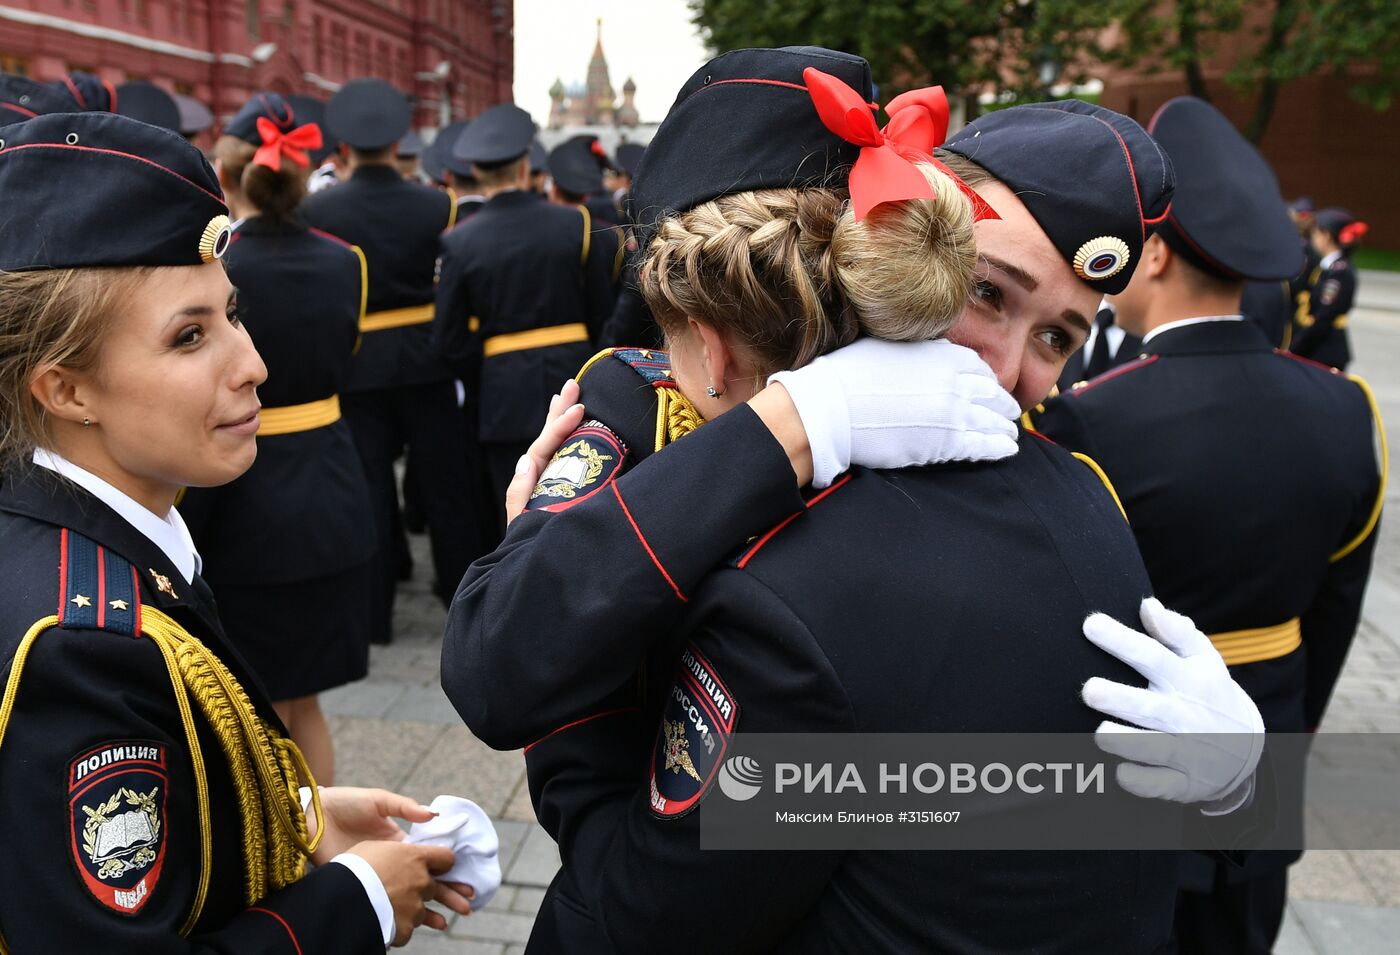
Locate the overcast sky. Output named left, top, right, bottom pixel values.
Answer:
left=513, top=0, right=710, bottom=125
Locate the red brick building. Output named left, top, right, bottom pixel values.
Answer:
left=0, top=1, right=513, bottom=135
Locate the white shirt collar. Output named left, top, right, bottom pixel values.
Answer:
left=1141, top=315, right=1244, bottom=345
left=31, top=448, right=202, bottom=583
left=1081, top=298, right=1126, bottom=361
left=1320, top=250, right=1342, bottom=270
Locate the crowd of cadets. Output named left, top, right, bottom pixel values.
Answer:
left=0, top=62, right=1385, bottom=955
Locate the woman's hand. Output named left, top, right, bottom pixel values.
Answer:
left=504, top=377, right=586, bottom=525
left=765, top=338, right=1020, bottom=488
left=1080, top=598, right=1266, bottom=809
left=309, top=786, right=435, bottom=865
left=349, top=841, right=469, bottom=946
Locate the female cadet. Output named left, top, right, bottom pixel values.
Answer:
left=179, top=92, right=373, bottom=786
left=442, top=48, right=1263, bottom=952
left=0, top=111, right=472, bottom=950
left=1291, top=207, right=1367, bottom=370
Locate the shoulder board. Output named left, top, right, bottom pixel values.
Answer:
left=1066, top=354, right=1159, bottom=397
left=730, top=473, right=855, bottom=569
left=578, top=347, right=677, bottom=389
left=55, top=528, right=142, bottom=636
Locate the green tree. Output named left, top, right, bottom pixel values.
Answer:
left=1089, top=0, right=1399, bottom=141
left=687, top=0, right=1120, bottom=117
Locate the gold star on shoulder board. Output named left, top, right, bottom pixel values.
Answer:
left=70, top=594, right=91, bottom=608
left=149, top=569, right=176, bottom=598
left=109, top=599, right=129, bottom=612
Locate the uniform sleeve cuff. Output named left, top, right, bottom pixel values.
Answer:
left=331, top=852, right=394, bottom=947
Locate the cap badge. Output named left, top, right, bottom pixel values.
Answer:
left=1073, top=236, right=1130, bottom=281
left=198, top=215, right=232, bottom=263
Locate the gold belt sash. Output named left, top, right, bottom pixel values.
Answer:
left=1209, top=617, right=1302, bottom=666
left=257, top=395, right=341, bottom=436
left=360, top=303, right=434, bottom=332
left=483, top=322, right=590, bottom=358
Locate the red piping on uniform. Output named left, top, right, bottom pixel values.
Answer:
left=611, top=483, right=687, bottom=602
left=307, top=227, right=352, bottom=248
left=248, top=908, right=303, bottom=955
left=696, top=78, right=879, bottom=111
left=1163, top=210, right=1242, bottom=277
left=1026, top=429, right=1059, bottom=447
left=96, top=545, right=107, bottom=629
left=0, top=144, right=225, bottom=203
left=1068, top=354, right=1160, bottom=396
left=1273, top=348, right=1341, bottom=374
left=2, top=103, right=38, bottom=119
left=737, top=473, right=854, bottom=568
left=524, top=707, right=641, bottom=754
left=131, top=565, right=143, bottom=635
left=57, top=527, right=70, bottom=622
left=62, top=76, right=87, bottom=109
left=1087, top=116, right=1146, bottom=240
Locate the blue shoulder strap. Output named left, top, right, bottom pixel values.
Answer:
left=56, top=528, right=142, bottom=636
left=609, top=347, right=676, bottom=388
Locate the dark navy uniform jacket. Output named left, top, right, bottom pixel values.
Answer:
left=301, top=163, right=456, bottom=392
left=0, top=464, right=381, bottom=953
left=1035, top=319, right=1382, bottom=733
left=1241, top=280, right=1294, bottom=350
left=179, top=217, right=373, bottom=585
left=1291, top=255, right=1357, bottom=370
left=433, top=190, right=619, bottom=444
left=444, top=351, right=1178, bottom=953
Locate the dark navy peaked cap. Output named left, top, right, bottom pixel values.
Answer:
left=0, top=112, right=231, bottom=271
left=398, top=129, right=423, bottom=158
left=630, top=46, right=872, bottom=238
left=174, top=93, right=213, bottom=135
left=1148, top=96, right=1301, bottom=281
left=285, top=95, right=337, bottom=163
left=529, top=139, right=548, bottom=173
left=549, top=135, right=605, bottom=195
left=225, top=91, right=298, bottom=144
left=945, top=100, right=1175, bottom=294
left=51, top=72, right=117, bottom=113
left=453, top=103, right=534, bottom=166
left=422, top=120, right=469, bottom=183
left=2, top=74, right=75, bottom=124
left=327, top=78, right=410, bottom=150
left=115, top=81, right=181, bottom=132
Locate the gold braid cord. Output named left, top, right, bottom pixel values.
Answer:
left=655, top=386, right=706, bottom=451
left=0, top=610, right=321, bottom=951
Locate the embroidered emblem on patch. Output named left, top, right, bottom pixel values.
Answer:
left=649, top=647, right=739, bottom=818
left=525, top=420, right=627, bottom=513
left=68, top=741, right=168, bottom=915
left=1319, top=278, right=1341, bottom=307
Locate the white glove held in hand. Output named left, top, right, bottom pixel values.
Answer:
left=767, top=338, right=1020, bottom=488
left=1081, top=598, right=1265, bottom=806
left=405, top=795, right=502, bottom=908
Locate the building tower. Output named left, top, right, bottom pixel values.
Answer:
left=584, top=18, right=615, bottom=125
left=616, top=76, right=639, bottom=127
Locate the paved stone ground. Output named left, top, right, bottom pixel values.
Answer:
left=323, top=275, right=1400, bottom=952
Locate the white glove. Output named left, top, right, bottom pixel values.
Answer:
left=1081, top=598, right=1265, bottom=808
left=768, top=338, right=1020, bottom=488
left=404, top=795, right=502, bottom=908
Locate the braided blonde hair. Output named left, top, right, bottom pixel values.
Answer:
left=637, top=162, right=976, bottom=376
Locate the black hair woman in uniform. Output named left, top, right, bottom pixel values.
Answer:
left=176, top=92, right=375, bottom=788
left=441, top=48, right=1265, bottom=952
left=0, top=111, right=474, bottom=950
left=1291, top=206, right=1367, bottom=370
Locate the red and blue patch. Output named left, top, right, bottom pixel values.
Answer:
left=68, top=741, right=168, bottom=916
left=649, top=647, right=739, bottom=818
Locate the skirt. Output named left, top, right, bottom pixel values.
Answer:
left=210, top=560, right=373, bottom=701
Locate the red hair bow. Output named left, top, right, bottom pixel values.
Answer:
left=803, top=67, right=998, bottom=223
left=1339, top=221, right=1369, bottom=246
left=253, top=116, right=323, bottom=170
